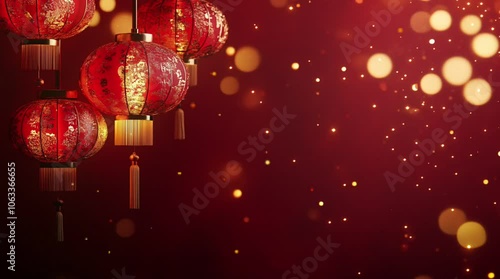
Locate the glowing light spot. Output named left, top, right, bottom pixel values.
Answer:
left=438, top=208, right=467, bottom=235
left=429, top=38, right=435, bottom=44
left=488, top=272, right=495, bottom=279
left=115, top=218, right=135, bottom=238
left=472, top=33, right=499, bottom=58
left=483, top=179, right=489, bottom=185
left=226, top=46, right=236, bottom=56
left=318, top=201, right=324, bottom=206
left=460, top=15, right=482, bottom=35
left=463, top=78, right=492, bottom=106
left=420, top=73, right=442, bottom=95
left=234, top=249, right=240, bottom=254
left=291, top=62, right=300, bottom=70
left=177, top=171, right=182, bottom=176
left=412, top=83, right=419, bottom=91
left=235, top=46, right=261, bottom=72
left=410, top=11, right=432, bottom=33
left=220, top=76, right=240, bottom=95
left=341, top=66, right=347, bottom=72
left=100, top=0, right=116, bottom=12
left=110, top=12, right=132, bottom=35
left=265, top=160, right=271, bottom=165
left=233, top=189, right=243, bottom=198
left=331, top=128, right=336, bottom=133
left=352, top=181, right=358, bottom=187
left=89, top=10, right=101, bottom=27
left=367, top=53, right=393, bottom=79
left=442, top=57, right=472, bottom=86
left=457, top=221, right=487, bottom=249
left=430, top=10, right=452, bottom=31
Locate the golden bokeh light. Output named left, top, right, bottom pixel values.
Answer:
left=115, top=218, right=135, bottom=238
left=488, top=272, right=495, bottom=279
left=463, top=78, right=492, bottom=106
left=438, top=208, right=467, bottom=235
left=220, top=76, right=240, bottom=95
left=235, top=46, right=261, bottom=72
left=456, top=221, right=487, bottom=249
left=291, top=62, right=300, bottom=70
left=410, top=11, right=432, bottom=33
left=270, top=0, right=288, bottom=8
left=430, top=10, right=452, bottom=31
left=420, top=73, right=442, bottom=95
left=110, top=12, right=132, bottom=35
left=233, top=189, right=243, bottom=198
left=472, top=33, right=499, bottom=58
left=366, top=53, right=393, bottom=79
left=265, top=160, right=271, bottom=165
left=100, top=0, right=116, bottom=12
left=89, top=10, right=101, bottom=27
left=442, top=56, right=472, bottom=86
left=226, top=46, right=236, bottom=56
left=483, top=179, right=490, bottom=185
left=460, top=15, right=482, bottom=35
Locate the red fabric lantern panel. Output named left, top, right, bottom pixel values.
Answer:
left=11, top=91, right=107, bottom=162
left=10, top=90, right=108, bottom=191
left=0, top=0, right=95, bottom=70
left=138, top=0, right=229, bottom=60
left=79, top=38, right=189, bottom=117
left=0, top=0, right=95, bottom=39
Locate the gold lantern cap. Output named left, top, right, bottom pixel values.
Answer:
left=115, top=33, right=153, bottom=42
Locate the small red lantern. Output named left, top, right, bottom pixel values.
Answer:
left=80, top=33, right=189, bottom=146
left=0, top=0, right=95, bottom=70
left=138, top=0, right=229, bottom=86
left=10, top=90, right=108, bottom=191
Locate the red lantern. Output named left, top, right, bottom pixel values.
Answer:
left=80, top=33, right=189, bottom=146
left=0, top=0, right=95, bottom=70
left=138, top=0, right=229, bottom=86
left=10, top=90, right=108, bottom=191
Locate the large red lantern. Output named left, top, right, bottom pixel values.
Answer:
left=0, top=0, right=95, bottom=70
left=138, top=0, right=229, bottom=86
left=80, top=29, right=189, bottom=209
left=10, top=90, right=108, bottom=191
left=80, top=33, right=189, bottom=146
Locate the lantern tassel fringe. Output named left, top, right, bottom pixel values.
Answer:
left=129, top=153, right=140, bottom=209
left=174, top=106, right=185, bottom=140
left=54, top=199, right=64, bottom=242
left=22, top=43, right=61, bottom=71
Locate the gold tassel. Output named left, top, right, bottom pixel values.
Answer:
left=129, top=152, right=140, bottom=209
left=54, top=199, right=64, bottom=242
left=174, top=106, right=185, bottom=140
left=185, top=59, right=198, bottom=87
left=21, top=39, right=60, bottom=71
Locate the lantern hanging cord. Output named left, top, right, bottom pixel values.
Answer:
left=131, top=0, right=139, bottom=33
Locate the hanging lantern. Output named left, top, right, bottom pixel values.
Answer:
left=138, top=0, right=229, bottom=86
left=10, top=89, right=108, bottom=191
left=80, top=33, right=189, bottom=146
left=0, top=0, right=95, bottom=70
